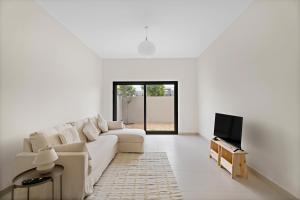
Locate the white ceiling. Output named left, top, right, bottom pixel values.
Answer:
left=36, top=0, right=252, bottom=58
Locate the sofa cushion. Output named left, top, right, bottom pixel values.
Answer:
left=89, top=116, right=101, bottom=134
left=30, top=125, right=68, bottom=152
left=70, top=118, right=89, bottom=142
left=36, top=127, right=62, bottom=146
left=59, top=127, right=81, bottom=144
left=86, top=135, right=118, bottom=170
left=29, top=132, right=50, bottom=153
left=54, top=124, right=72, bottom=132
left=107, top=121, right=124, bottom=130
left=102, top=128, right=145, bottom=143
left=97, top=114, right=108, bottom=133
left=83, top=119, right=99, bottom=141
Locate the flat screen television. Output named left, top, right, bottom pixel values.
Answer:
left=214, top=113, right=243, bottom=148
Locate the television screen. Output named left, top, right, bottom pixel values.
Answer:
left=214, top=113, right=243, bottom=148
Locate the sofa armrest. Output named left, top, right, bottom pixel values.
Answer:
left=15, top=152, right=37, bottom=174
left=15, top=152, right=88, bottom=200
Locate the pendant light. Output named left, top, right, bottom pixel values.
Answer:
left=138, top=26, right=156, bottom=56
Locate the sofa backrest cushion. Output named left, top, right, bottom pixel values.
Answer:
left=83, top=119, right=99, bottom=141
left=97, top=114, right=108, bottom=133
left=29, top=124, right=75, bottom=152
left=89, top=116, right=101, bottom=134
left=29, top=132, right=50, bottom=153
left=58, top=127, right=81, bottom=144
left=54, top=123, right=72, bottom=133
left=108, top=121, right=125, bottom=130
left=37, top=127, right=62, bottom=146
left=24, top=116, right=111, bottom=152
left=70, top=118, right=89, bottom=142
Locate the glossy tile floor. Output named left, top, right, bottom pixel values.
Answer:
left=144, top=135, right=296, bottom=200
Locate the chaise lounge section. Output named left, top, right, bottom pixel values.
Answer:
left=102, top=128, right=145, bottom=153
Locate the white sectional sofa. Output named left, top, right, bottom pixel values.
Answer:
left=15, top=116, right=145, bottom=200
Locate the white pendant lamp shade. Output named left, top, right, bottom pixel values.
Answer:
left=138, top=26, right=156, bottom=56
left=138, top=39, right=156, bottom=56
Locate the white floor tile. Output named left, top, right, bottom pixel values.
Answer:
left=144, top=135, right=296, bottom=200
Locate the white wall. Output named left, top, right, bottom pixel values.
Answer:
left=196, top=0, right=300, bottom=198
left=102, top=59, right=198, bottom=133
left=0, top=0, right=103, bottom=190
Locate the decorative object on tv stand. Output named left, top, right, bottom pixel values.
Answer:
left=33, top=146, right=58, bottom=173
left=138, top=26, right=156, bottom=56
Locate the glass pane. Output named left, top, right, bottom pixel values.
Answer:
left=146, top=84, right=175, bottom=131
left=116, top=85, right=144, bottom=129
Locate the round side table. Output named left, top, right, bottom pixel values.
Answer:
left=12, top=165, right=64, bottom=200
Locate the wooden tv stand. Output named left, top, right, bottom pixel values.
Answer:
left=209, top=138, right=248, bottom=178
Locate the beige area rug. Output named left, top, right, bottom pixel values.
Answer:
left=86, top=152, right=183, bottom=200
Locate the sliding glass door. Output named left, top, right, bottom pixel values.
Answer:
left=146, top=84, right=175, bottom=131
left=113, top=81, right=178, bottom=134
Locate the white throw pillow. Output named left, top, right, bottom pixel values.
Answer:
left=83, top=119, right=99, bottom=141
left=108, top=121, right=125, bottom=130
left=36, top=127, right=62, bottom=146
left=54, top=124, right=72, bottom=132
left=53, top=142, right=91, bottom=160
left=89, top=117, right=101, bottom=134
left=70, top=118, right=89, bottom=143
left=97, top=114, right=108, bottom=133
left=59, top=127, right=81, bottom=144
left=29, top=132, right=50, bottom=153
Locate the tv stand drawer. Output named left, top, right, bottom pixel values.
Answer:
left=221, top=157, right=232, bottom=174
left=210, top=149, right=219, bottom=161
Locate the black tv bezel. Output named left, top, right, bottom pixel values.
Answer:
left=213, top=113, right=243, bottom=149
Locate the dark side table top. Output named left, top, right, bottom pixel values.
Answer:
left=12, top=165, right=64, bottom=188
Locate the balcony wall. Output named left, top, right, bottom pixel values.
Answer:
left=119, top=96, right=174, bottom=123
